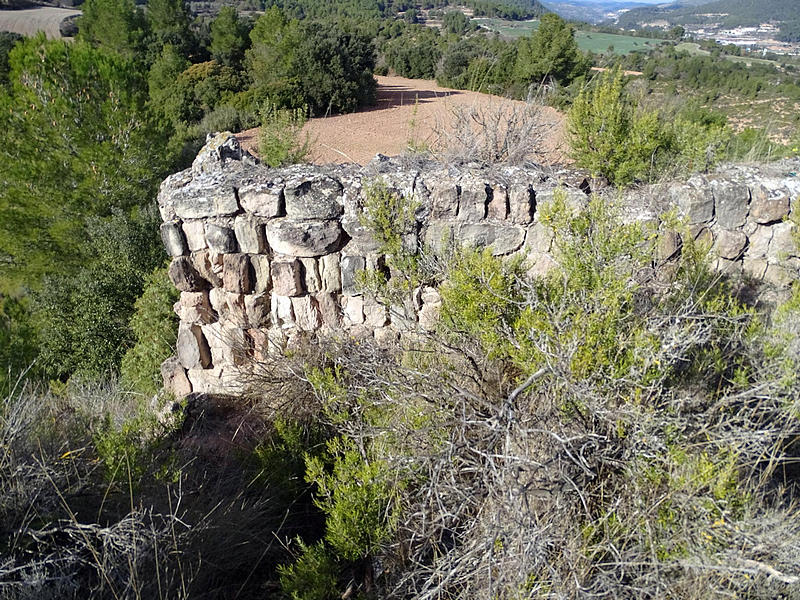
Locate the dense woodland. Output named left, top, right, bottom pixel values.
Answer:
left=1, top=1, right=800, bottom=598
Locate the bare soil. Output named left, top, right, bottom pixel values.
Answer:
left=0, top=7, right=80, bottom=38
left=236, top=75, right=566, bottom=166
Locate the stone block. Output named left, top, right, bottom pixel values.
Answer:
left=374, top=327, right=399, bottom=346
left=250, top=254, right=271, bottom=293
left=182, top=220, right=207, bottom=251
left=211, top=291, right=247, bottom=327
left=342, top=295, right=364, bottom=326
left=714, top=257, right=742, bottom=276
left=190, top=250, right=223, bottom=287
left=174, top=291, right=215, bottom=324
left=713, top=229, right=747, bottom=260
left=271, top=259, right=304, bottom=297
left=320, top=253, right=342, bottom=292
left=173, top=185, right=239, bottom=219
left=764, top=264, right=794, bottom=286
left=202, top=322, right=246, bottom=367
left=160, top=222, right=187, bottom=257
left=315, top=293, right=341, bottom=327
left=418, top=289, right=441, bottom=332
left=672, top=183, right=714, bottom=224
left=711, top=180, right=749, bottom=229
left=430, top=181, right=458, bottom=218
left=458, top=180, right=489, bottom=221
left=161, top=356, right=192, bottom=398
left=271, top=294, right=295, bottom=327
left=526, top=252, right=558, bottom=279
left=247, top=328, right=270, bottom=362
left=245, top=293, right=270, bottom=328
left=341, top=255, right=366, bottom=295
left=767, top=221, right=796, bottom=262
left=239, top=182, right=284, bottom=217
left=292, top=296, right=321, bottom=331
left=234, top=214, right=266, bottom=254
left=656, top=230, right=682, bottom=262
left=750, top=184, right=789, bottom=224
left=169, top=256, right=208, bottom=292
left=206, top=223, right=238, bottom=253
left=300, top=258, right=321, bottom=293
left=284, top=176, right=343, bottom=220
left=457, top=223, right=526, bottom=255
left=509, top=184, right=535, bottom=225
left=266, top=219, right=344, bottom=257
left=222, top=254, right=253, bottom=294
left=692, top=226, right=713, bottom=249
left=748, top=225, right=773, bottom=258
left=487, top=185, right=508, bottom=220
left=423, top=222, right=455, bottom=254
left=743, top=256, right=768, bottom=279
left=364, top=300, right=388, bottom=328
left=176, top=321, right=212, bottom=370
left=186, top=366, right=224, bottom=395
left=525, top=222, right=554, bottom=254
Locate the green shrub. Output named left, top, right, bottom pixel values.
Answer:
left=120, top=266, right=179, bottom=396
left=258, top=101, right=311, bottom=167
left=278, top=540, right=339, bottom=600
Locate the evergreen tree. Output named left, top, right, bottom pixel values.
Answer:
left=210, top=6, right=251, bottom=68
left=77, top=0, right=148, bottom=60
left=513, top=13, right=588, bottom=88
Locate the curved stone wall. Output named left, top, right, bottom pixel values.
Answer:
left=158, top=133, right=800, bottom=397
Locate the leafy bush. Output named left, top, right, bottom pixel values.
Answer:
left=258, top=102, right=311, bottom=167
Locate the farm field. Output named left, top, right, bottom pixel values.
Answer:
left=236, top=75, right=566, bottom=166
left=675, top=41, right=777, bottom=66
left=0, top=7, right=79, bottom=39
left=473, top=17, right=667, bottom=54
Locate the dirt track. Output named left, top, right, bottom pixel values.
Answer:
left=0, top=7, right=80, bottom=38
left=237, top=75, right=566, bottom=166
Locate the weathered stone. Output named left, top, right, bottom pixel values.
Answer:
left=206, top=223, right=238, bottom=253
left=315, top=293, right=340, bottom=327
left=374, top=327, right=399, bottom=346
left=161, top=357, right=192, bottom=398
left=169, top=257, right=207, bottom=292
left=247, top=328, right=270, bottom=362
left=692, top=226, right=713, bottom=248
left=239, top=182, right=284, bottom=217
left=186, top=366, right=224, bottom=395
left=265, top=219, right=344, bottom=257
left=250, top=254, right=271, bottom=293
left=341, top=295, right=364, bottom=326
left=526, top=252, right=558, bottom=279
left=222, top=254, right=253, bottom=294
left=525, top=222, right=554, bottom=254
left=458, top=223, right=525, bottom=255
left=292, top=296, right=321, bottom=331
left=160, top=222, right=187, bottom=257
left=767, top=221, right=796, bottom=262
left=423, top=222, right=455, bottom=254
left=656, top=230, right=682, bottom=262
left=271, top=260, right=304, bottom=297
left=364, top=301, right=388, bottom=328
left=748, top=225, right=773, bottom=257
left=173, top=185, right=239, bottom=219
left=234, top=215, right=266, bottom=254
left=320, top=253, right=342, bottom=292
left=210, top=291, right=247, bottom=327
left=714, top=229, right=747, bottom=260
left=271, top=294, right=295, bottom=327
left=743, top=256, right=768, bottom=279
left=284, top=176, right=343, bottom=220
left=458, top=181, right=489, bottom=221
left=487, top=185, right=508, bottom=220
left=207, top=322, right=247, bottom=366
left=182, top=220, right=207, bottom=251
left=714, top=257, right=742, bottom=276
left=176, top=321, right=212, bottom=369
left=750, top=184, right=789, bottom=224
left=418, top=287, right=441, bottom=331
left=712, top=180, right=749, bottom=229
left=174, top=291, right=215, bottom=324
left=341, top=215, right=380, bottom=254
left=191, top=133, right=247, bottom=175
left=341, top=255, right=366, bottom=295
left=190, top=250, right=223, bottom=288
left=245, top=293, right=270, bottom=328
left=430, top=181, right=458, bottom=218
left=672, top=183, right=714, bottom=224
left=509, top=184, right=535, bottom=225
left=764, top=264, right=794, bottom=286
left=300, top=258, right=321, bottom=293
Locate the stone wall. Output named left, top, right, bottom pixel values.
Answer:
left=157, top=133, right=800, bottom=397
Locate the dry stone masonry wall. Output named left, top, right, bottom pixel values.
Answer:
left=158, top=133, right=800, bottom=397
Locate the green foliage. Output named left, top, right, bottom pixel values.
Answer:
left=305, top=436, right=396, bottom=561
left=146, top=0, right=194, bottom=57
left=0, top=31, right=21, bottom=88
left=278, top=540, right=339, bottom=600
left=258, top=102, right=311, bottom=167
left=210, top=6, right=251, bottom=68
left=120, top=267, right=180, bottom=397
left=0, top=294, right=37, bottom=395
left=77, top=0, right=149, bottom=60
left=513, top=13, right=590, bottom=87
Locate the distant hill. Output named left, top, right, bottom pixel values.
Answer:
left=613, top=0, right=799, bottom=40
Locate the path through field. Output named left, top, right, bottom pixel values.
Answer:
left=0, top=7, right=79, bottom=38
left=236, top=75, right=566, bottom=166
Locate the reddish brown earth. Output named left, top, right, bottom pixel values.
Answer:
left=236, top=75, right=566, bottom=166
